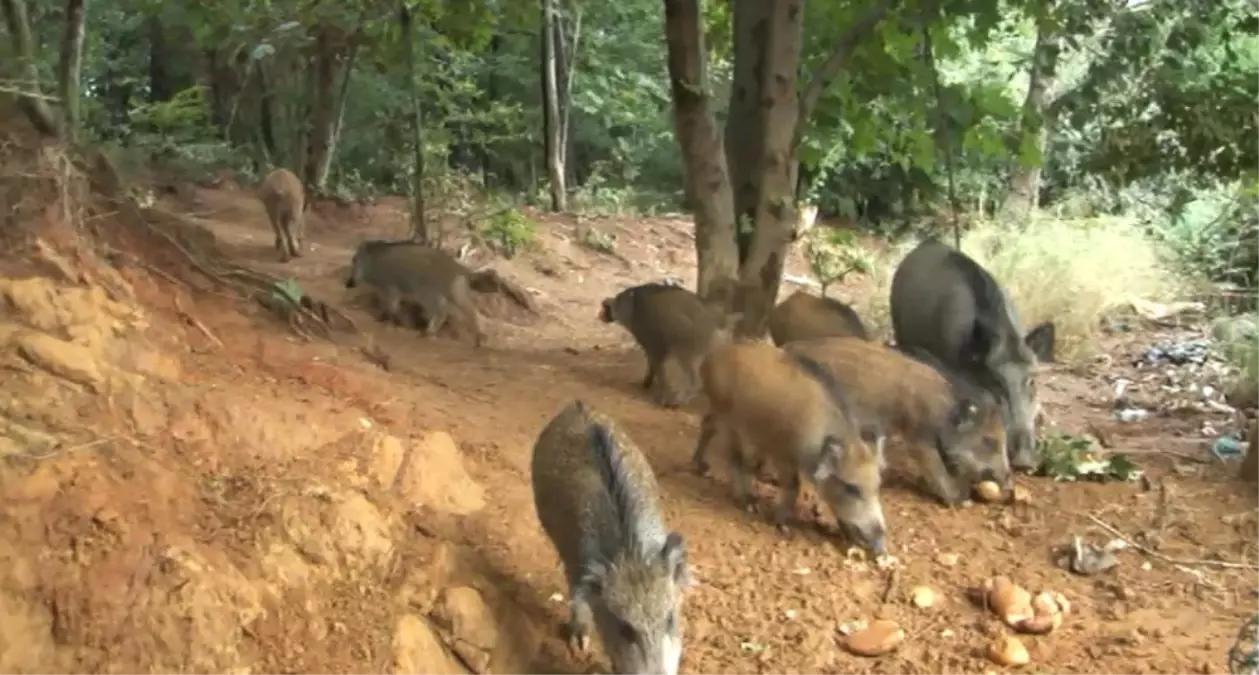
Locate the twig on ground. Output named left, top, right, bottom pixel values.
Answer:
left=1120, top=447, right=1213, bottom=464
left=1088, top=513, right=1258, bottom=571
left=881, top=567, right=900, bottom=604
left=173, top=293, right=224, bottom=349
left=3, top=434, right=118, bottom=462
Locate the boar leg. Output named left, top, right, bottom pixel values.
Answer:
left=691, top=414, right=719, bottom=475
left=771, top=457, right=801, bottom=533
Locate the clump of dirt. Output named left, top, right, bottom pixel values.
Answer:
left=0, top=107, right=556, bottom=674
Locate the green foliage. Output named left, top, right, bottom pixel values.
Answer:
left=1036, top=431, right=1143, bottom=482
left=272, top=278, right=306, bottom=306
left=12, top=0, right=1249, bottom=246
left=479, top=208, right=537, bottom=258
left=577, top=226, right=617, bottom=254
left=128, top=86, right=210, bottom=137
left=803, top=228, right=874, bottom=295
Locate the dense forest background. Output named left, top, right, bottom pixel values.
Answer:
left=4, top=0, right=1256, bottom=323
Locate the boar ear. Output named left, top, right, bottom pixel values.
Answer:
left=812, top=435, right=845, bottom=483
left=660, top=532, right=690, bottom=589
left=858, top=425, right=887, bottom=471
left=1025, top=321, right=1056, bottom=363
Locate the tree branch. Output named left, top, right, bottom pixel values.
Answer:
left=792, top=0, right=894, bottom=151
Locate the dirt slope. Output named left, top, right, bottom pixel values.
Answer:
left=0, top=125, right=1255, bottom=675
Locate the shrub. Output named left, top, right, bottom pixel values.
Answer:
left=853, top=213, right=1193, bottom=359
left=803, top=228, right=875, bottom=297
left=479, top=208, right=537, bottom=259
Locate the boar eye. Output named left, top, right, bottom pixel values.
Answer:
left=842, top=481, right=862, bottom=499
left=619, top=619, right=640, bottom=644
left=665, top=611, right=677, bottom=634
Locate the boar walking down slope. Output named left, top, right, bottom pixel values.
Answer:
left=257, top=168, right=306, bottom=262
left=531, top=401, right=690, bottom=675
left=344, top=239, right=485, bottom=346
left=768, top=291, right=870, bottom=346
left=786, top=337, right=1012, bottom=505
left=890, top=237, right=1055, bottom=472
left=600, top=283, right=735, bottom=407
left=693, top=341, right=888, bottom=554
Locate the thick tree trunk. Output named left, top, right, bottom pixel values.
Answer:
left=303, top=25, right=342, bottom=192
left=728, top=0, right=805, bottom=338
left=56, top=0, right=86, bottom=142
left=1001, top=24, right=1060, bottom=222
left=147, top=18, right=196, bottom=108
left=724, top=0, right=769, bottom=263
left=662, top=0, right=739, bottom=307
left=540, top=0, right=567, bottom=211
left=1, top=0, right=60, bottom=136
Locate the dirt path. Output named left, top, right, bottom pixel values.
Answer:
left=1, top=175, right=1254, bottom=675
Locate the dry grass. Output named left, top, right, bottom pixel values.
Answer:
left=851, top=214, right=1190, bottom=360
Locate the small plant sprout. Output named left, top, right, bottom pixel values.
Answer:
left=804, top=228, right=875, bottom=296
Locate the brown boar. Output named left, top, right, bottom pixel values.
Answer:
left=693, top=341, right=888, bottom=554
left=769, top=290, right=870, bottom=346
left=344, top=239, right=485, bottom=347
left=785, top=336, right=1011, bottom=506
left=599, top=283, right=737, bottom=408
left=257, top=168, right=306, bottom=262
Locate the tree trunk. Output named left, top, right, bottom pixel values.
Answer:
left=724, top=0, right=769, bottom=263
left=540, top=0, right=567, bottom=211
left=1, top=0, right=60, bottom=136
left=1241, top=420, right=1258, bottom=482
left=302, top=25, right=342, bottom=193
left=55, top=0, right=86, bottom=142
left=662, top=0, right=739, bottom=307
left=1000, top=23, right=1060, bottom=222
left=555, top=2, right=581, bottom=189
left=728, top=0, right=805, bottom=338
left=323, top=40, right=358, bottom=186
left=400, top=2, right=428, bottom=243
left=481, top=33, right=502, bottom=189
left=147, top=16, right=196, bottom=110
left=256, top=64, right=279, bottom=161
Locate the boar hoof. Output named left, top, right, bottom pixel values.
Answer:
left=691, top=456, right=710, bottom=476
left=563, top=625, right=590, bottom=654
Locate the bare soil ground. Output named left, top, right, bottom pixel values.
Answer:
left=0, top=123, right=1255, bottom=675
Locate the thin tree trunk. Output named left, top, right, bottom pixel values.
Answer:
left=1, top=0, right=60, bottom=136
left=400, top=2, right=428, bottom=242
left=55, top=0, right=86, bottom=142
left=1001, top=22, right=1060, bottom=222
left=540, top=0, right=567, bottom=211
left=662, top=0, right=739, bottom=308
left=321, top=40, right=358, bottom=188
left=555, top=2, right=581, bottom=186
left=257, top=63, right=279, bottom=160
